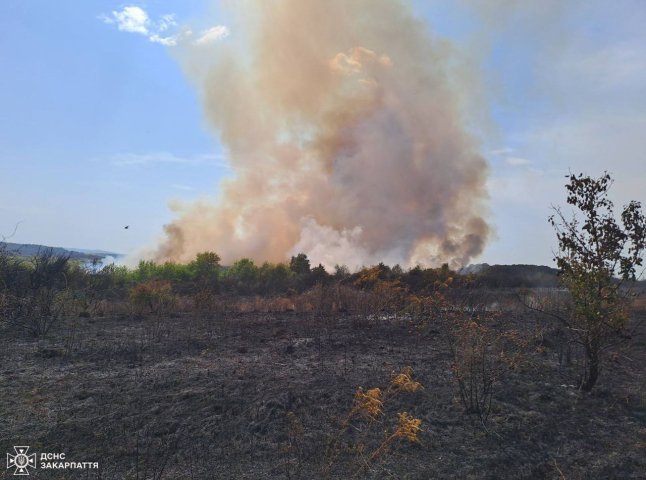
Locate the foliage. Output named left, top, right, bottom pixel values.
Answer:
left=258, top=262, right=292, bottom=294
left=0, top=244, right=29, bottom=294
left=131, top=260, right=193, bottom=284
left=129, top=280, right=174, bottom=315
left=1, top=246, right=508, bottom=325
left=0, top=247, right=72, bottom=337
left=352, top=263, right=392, bottom=290
left=222, top=258, right=259, bottom=294
left=472, top=264, right=559, bottom=288
left=289, top=253, right=311, bottom=275
left=398, top=263, right=458, bottom=293
left=290, top=254, right=330, bottom=291
left=189, top=251, right=220, bottom=294
left=310, top=263, right=330, bottom=285
left=549, top=172, right=646, bottom=391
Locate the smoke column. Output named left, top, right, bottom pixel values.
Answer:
left=153, top=0, right=490, bottom=269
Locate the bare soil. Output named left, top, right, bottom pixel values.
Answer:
left=1, top=302, right=645, bottom=479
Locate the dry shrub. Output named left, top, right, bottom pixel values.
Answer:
left=94, top=298, right=130, bottom=317
left=280, top=411, right=306, bottom=478
left=371, top=280, right=408, bottom=313
left=129, top=280, right=175, bottom=315
left=293, top=284, right=339, bottom=314
left=171, top=294, right=195, bottom=313
left=233, top=296, right=296, bottom=313
left=446, top=310, right=534, bottom=424
left=412, top=290, right=521, bottom=423
left=632, top=292, right=646, bottom=311
left=234, top=298, right=257, bottom=313
left=297, top=284, right=329, bottom=313
left=267, top=296, right=296, bottom=312
left=448, top=317, right=501, bottom=421
left=332, top=285, right=364, bottom=313
left=5, top=288, right=73, bottom=338
left=291, top=283, right=404, bottom=318
left=326, top=367, right=424, bottom=476
left=216, top=295, right=296, bottom=313
left=254, top=296, right=295, bottom=313
left=193, top=290, right=219, bottom=313
left=0, top=292, right=9, bottom=327
left=192, top=292, right=235, bottom=314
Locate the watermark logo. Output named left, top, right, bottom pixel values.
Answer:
left=6, top=446, right=36, bottom=476
left=6, top=447, right=98, bottom=475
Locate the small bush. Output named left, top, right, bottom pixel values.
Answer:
left=129, top=280, right=174, bottom=315
left=326, top=367, right=424, bottom=475
left=448, top=317, right=500, bottom=420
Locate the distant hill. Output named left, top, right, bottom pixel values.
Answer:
left=67, top=247, right=121, bottom=256
left=0, top=242, right=120, bottom=262
left=461, top=263, right=560, bottom=288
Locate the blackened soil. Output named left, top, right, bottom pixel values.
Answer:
left=1, top=308, right=645, bottom=479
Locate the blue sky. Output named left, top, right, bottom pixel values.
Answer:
left=1, top=1, right=645, bottom=266
left=0, top=1, right=230, bottom=252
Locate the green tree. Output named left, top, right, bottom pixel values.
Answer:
left=190, top=252, right=221, bottom=292
left=310, top=263, right=330, bottom=285
left=550, top=172, right=646, bottom=391
left=289, top=253, right=313, bottom=291
left=226, top=258, right=259, bottom=294
left=259, top=262, right=292, bottom=294
left=289, top=253, right=311, bottom=275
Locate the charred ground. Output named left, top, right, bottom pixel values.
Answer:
left=1, top=292, right=644, bottom=479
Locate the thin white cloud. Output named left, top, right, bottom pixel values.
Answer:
left=488, top=148, right=531, bottom=167
left=506, top=157, right=531, bottom=167
left=194, top=26, right=230, bottom=46
left=488, top=147, right=514, bottom=156
left=158, top=14, right=177, bottom=32
left=109, top=152, right=229, bottom=168
left=148, top=34, right=179, bottom=47
left=100, top=6, right=226, bottom=48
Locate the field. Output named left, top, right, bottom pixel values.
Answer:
left=4, top=1, right=646, bottom=478
left=1, top=292, right=645, bottom=479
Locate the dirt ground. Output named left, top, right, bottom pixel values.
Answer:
left=1, top=297, right=645, bottom=479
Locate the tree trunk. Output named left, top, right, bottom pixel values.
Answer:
left=581, top=345, right=600, bottom=392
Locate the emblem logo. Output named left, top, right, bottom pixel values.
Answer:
left=6, top=446, right=36, bottom=476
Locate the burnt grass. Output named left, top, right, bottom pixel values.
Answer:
left=1, top=299, right=645, bottom=479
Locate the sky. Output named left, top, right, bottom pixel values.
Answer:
left=1, top=0, right=645, bottom=266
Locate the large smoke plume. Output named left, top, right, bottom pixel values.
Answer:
left=153, top=0, right=490, bottom=269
